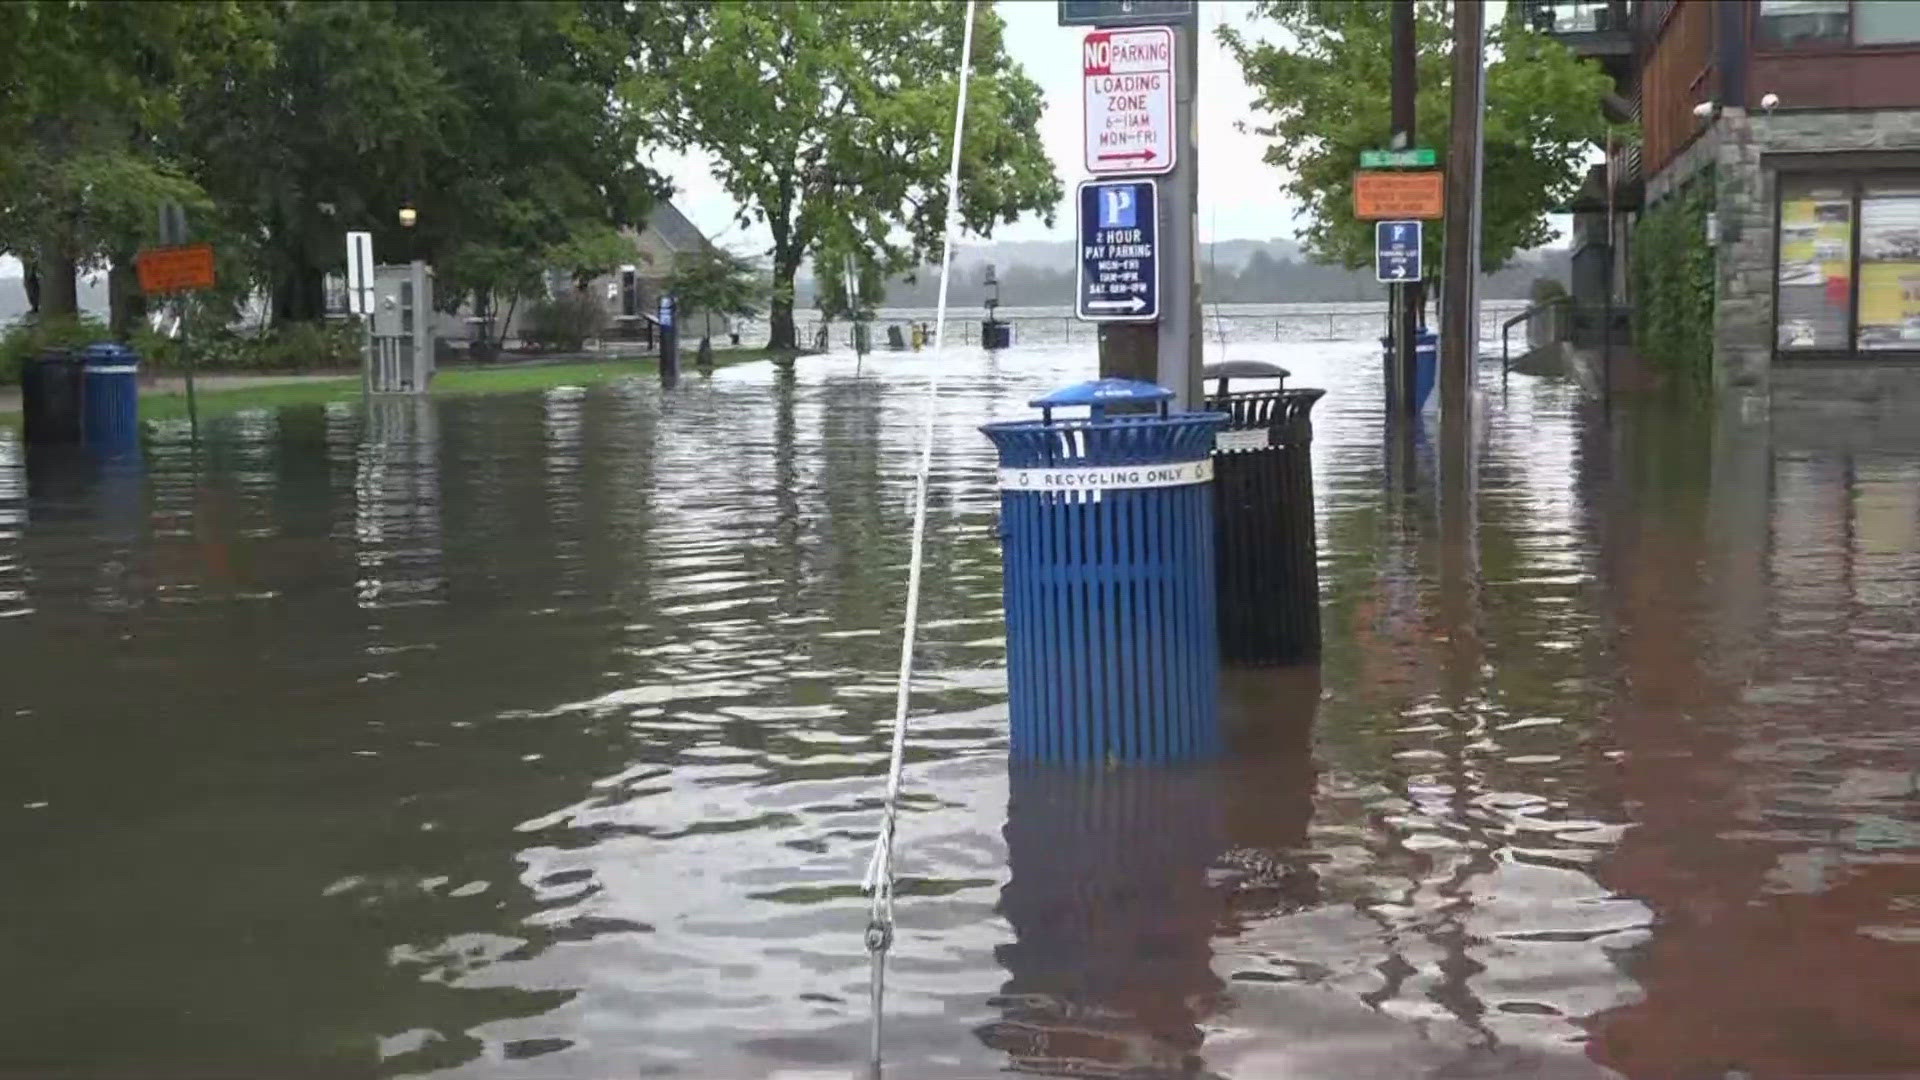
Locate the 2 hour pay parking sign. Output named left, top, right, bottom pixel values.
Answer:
left=1076, top=179, right=1160, bottom=323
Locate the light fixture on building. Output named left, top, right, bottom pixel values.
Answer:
left=398, top=203, right=418, bottom=229
left=1761, top=92, right=1780, bottom=114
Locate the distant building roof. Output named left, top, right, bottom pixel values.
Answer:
left=645, top=200, right=713, bottom=255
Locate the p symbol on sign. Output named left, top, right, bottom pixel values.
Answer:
left=1100, top=187, right=1137, bottom=229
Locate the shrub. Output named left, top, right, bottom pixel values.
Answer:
left=1630, top=179, right=1715, bottom=395
left=253, top=320, right=360, bottom=370
left=519, top=291, right=607, bottom=352
left=134, top=320, right=361, bottom=374
left=1529, top=276, right=1568, bottom=304
left=0, top=315, right=112, bottom=385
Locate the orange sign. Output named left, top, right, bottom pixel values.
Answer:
left=1353, top=170, right=1445, bottom=220
left=135, top=243, right=216, bottom=294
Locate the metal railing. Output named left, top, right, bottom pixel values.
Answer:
left=1501, top=296, right=1633, bottom=378
left=797, top=311, right=1393, bottom=349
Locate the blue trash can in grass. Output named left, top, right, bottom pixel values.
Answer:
left=981, top=379, right=1228, bottom=765
left=81, top=343, right=140, bottom=452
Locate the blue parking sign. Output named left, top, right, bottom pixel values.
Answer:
left=1076, top=179, right=1159, bottom=322
left=1375, top=220, right=1421, bottom=283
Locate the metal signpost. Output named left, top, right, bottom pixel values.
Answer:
left=1067, top=0, right=1197, bottom=409
left=1374, top=220, right=1422, bottom=283
left=345, top=231, right=375, bottom=317
left=1076, top=179, right=1160, bottom=322
left=657, top=294, right=678, bottom=386
left=345, top=231, right=375, bottom=397
left=137, top=201, right=215, bottom=435
left=1355, top=139, right=1439, bottom=430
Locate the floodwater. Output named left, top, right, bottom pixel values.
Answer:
left=2, top=330, right=1917, bottom=1080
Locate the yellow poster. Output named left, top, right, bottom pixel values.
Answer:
left=1856, top=261, right=1920, bottom=347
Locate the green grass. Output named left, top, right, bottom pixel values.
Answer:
left=3, top=349, right=801, bottom=427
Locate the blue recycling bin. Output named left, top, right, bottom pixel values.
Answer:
left=81, top=342, right=140, bottom=452
left=981, top=379, right=1228, bottom=764
left=1380, top=330, right=1438, bottom=413
left=1414, top=330, right=1437, bottom=412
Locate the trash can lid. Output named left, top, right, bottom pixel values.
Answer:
left=81, top=342, right=137, bottom=366
left=1029, top=378, right=1173, bottom=409
left=1202, top=360, right=1290, bottom=381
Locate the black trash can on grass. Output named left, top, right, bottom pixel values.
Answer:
left=1205, top=361, right=1325, bottom=665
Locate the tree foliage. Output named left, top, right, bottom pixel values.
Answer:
left=664, top=246, right=769, bottom=325
left=813, top=247, right=887, bottom=322
left=645, top=0, right=1060, bottom=349
left=178, top=1, right=666, bottom=324
left=1221, top=0, right=1622, bottom=272
left=0, top=1, right=251, bottom=318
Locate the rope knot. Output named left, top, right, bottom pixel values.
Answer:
left=864, top=919, right=893, bottom=954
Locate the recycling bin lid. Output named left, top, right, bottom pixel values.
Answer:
left=81, top=342, right=138, bottom=366
left=1202, top=360, right=1290, bottom=381
left=1029, top=378, right=1173, bottom=410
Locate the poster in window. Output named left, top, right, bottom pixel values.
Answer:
left=1856, top=187, right=1920, bottom=349
left=1777, top=189, right=1853, bottom=349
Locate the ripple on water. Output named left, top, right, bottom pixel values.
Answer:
left=6, top=322, right=1920, bottom=1077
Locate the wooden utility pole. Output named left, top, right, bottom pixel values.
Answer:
left=1391, top=0, right=1419, bottom=425
left=1439, top=0, right=1484, bottom=479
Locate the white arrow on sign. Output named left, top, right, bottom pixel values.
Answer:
left=1087, top=296, right=1149, bottom=312
left=1389, top=263, right=1408, bottom=279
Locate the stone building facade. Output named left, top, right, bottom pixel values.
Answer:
left=1541, top=0, right=1920, bottom=403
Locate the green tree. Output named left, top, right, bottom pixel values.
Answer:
left=664, top=246, right=769, bottom=340
left=0, top=1, right=248, bottom=322
left=174, top=2, right=665, bottom=325
left=401, top=2, right=666, bottom=323
left=1221, top=0, right=1620, bottom=273
left=813, top=247, right=886, bottom=323
left=645, top=0, right=1059, bottom=351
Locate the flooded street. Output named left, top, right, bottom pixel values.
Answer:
left=3, top=332, right=1918, bottom=1079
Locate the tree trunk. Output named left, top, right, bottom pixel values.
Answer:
left=22, top=258, right=40, bottom=314
left=109, top=250, right=147, bottom=341
left=768, top=236, right=799, bottom=351
left=36, top=243, right=78, bottom=319
left=273, top=263, right=327, bottom=324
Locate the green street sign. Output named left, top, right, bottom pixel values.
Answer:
left=1361, top=148, right=1438, bottom=168
left=1058, top=0, right=1195, bottom=26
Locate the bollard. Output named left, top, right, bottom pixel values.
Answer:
left=1204, top=361, right=1325, bottom=665
left=982, top=379, right=1227, bottom=764
left=80, top=343, right=140, bottom=453
left=21, top=349, right=85, bottom=446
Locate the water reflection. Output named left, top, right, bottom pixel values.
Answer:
left=3, top=340, right=1920, bottom=1078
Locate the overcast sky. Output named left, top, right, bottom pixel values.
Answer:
left=659, top=0, right=1300, bottom=253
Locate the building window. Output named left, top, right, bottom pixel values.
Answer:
left=1856, top=0, right=1920, bottom=44
left=1777, top=179, right=1855, bottom=350
left=1759, top=0, right=1851, bottom=49
left=1855, top=180, right=1920, bottom=348
left=1759, top=0, right=1920, bottom=48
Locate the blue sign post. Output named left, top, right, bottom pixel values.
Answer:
left=1374, top=220, right=1422, bottom=283
left=1076, top=179, right=1159, bottom=323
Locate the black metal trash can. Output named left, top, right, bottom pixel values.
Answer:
left=1205, top=361, right=1325, bottom=665
left=21, top=349, right=86, bottom=446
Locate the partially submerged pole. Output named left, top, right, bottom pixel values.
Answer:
left=1438, top=0, right=1484, bottom=486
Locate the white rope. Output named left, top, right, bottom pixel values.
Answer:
left=863, top=0, right=977, bottom=1072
